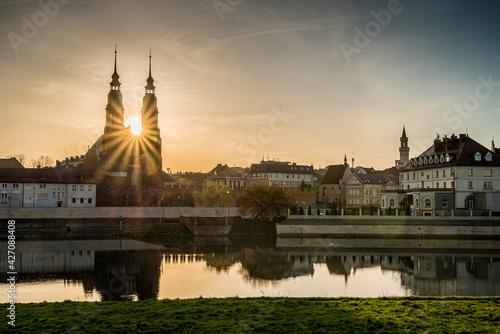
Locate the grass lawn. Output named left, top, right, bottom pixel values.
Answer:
left=2, top=297, right=499, bottom=333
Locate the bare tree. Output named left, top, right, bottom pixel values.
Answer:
left=28, top=155, right=54, bottom=168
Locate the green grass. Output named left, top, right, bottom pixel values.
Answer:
left=2, top=297, right=500, bottom=333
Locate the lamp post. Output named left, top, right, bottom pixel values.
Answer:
left=226, top=190, right=230, bottom=226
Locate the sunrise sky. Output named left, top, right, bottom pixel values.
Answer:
left=1, top=0, right=500, bottom=172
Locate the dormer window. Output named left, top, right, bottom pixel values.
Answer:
left=474, top=152, right=481, bottom=161
left=445, top=153, right=450, bottom=162
left=485, top=152, right=492, bottom=162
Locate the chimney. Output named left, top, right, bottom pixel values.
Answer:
left=434, top=136, right=442, bottom=151
left=459, top=133, right=466, bottom=141
left=443, top=135, right=453, bottom=151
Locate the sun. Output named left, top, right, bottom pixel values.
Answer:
left=125, top=116, right=142, bottom=135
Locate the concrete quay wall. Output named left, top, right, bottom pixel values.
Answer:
left=277, top=216, right=500, bottom=237
left=0, top=207, right=240, bottom=220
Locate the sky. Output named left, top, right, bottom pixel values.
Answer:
left=1, top=0, right=500, bottom=172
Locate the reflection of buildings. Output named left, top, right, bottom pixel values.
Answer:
left=400, top=256, right=500, bottom=296
left=0, top=240, right=163, bottom=300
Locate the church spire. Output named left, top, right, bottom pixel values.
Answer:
left=145, top=49, right=155, bottom=94
left=402, top=124, right=407, bottom=138
left=110, top=44, right=121, bottom=90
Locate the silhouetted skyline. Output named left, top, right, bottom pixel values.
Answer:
left=1, top=0, right=500, bottom=171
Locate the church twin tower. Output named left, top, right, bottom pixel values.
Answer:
left=102, top=47, right=162, bottom=180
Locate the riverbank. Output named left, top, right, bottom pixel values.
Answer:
left=2, top=297, right=499, bottom=333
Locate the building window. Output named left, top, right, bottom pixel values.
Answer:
left=88, top=198, right=92, bottom=204
left=436, top=182, right=439, bottom=188
left=80, top=185, right=85, bottom=191
left=406, top=174, right=409, bottom=180
left=80, top=198, right=84, bottom=204
left=468, top=181, right=473, bottom=189
left=485, top=152, right=492, bottom=162
left=483, top=169, right=492, bottom=177
left=88, top=185, right=92, bottom=191
left=442, top=199, right=448, bottom=208
left=424, top=199, right=431, bottom=208
left=443, top=170, right=446, bottom=177
left=443, top=182, right=446, bottom=188
left=2, top=184, right=6, bottom=189
left=474, top=152, right=481, bottom=161
left=389, top=199, right=395, bottom=207
left=415, top=199, right=419, bottom=207
left=72, top=198, right=76, bottom=204
left=484, top=181, right=492, bottom=189
left=468, top=169, right=473, bottom=176
left=451, top=181, right=455, bottom=188
left=382, top=199, right=385, bottom=207
left=1, top=193, right=8, bottom=204
left=436, top=171, right=439, bottom=178
left=13, top=184, right=19, bottom=189
left=40, top=184, right=46, bottom=189
left=412, top=173, right=415, bottom=180
left=72, top=185, right=77, bottom=191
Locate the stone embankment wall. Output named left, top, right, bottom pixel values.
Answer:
left=277, top=216, right=500, bottom=237
left=0, top=207, right=240, bottom=219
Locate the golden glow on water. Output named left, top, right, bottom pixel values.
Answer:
left=156, top=256, right=410, bottom=299
left=5, top=280, right=102, bottom=303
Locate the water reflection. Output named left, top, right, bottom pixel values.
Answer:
left=0, top=237, right=499, bottom=302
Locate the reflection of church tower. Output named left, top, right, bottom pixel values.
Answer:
left=103, top=46, right=125, bottom=153
left=395, top=126, right=410, bottom=169
left=140, top=51, right=162, bottom=177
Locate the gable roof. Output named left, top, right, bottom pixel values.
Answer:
left=321, top=164, right=348, bottom=185
left=355, top=173, right=399, bottom=185
left=403, top=134, right=500, bottom=170
left=208, top=164, right=242, bottom=177
left=0, top=158, right=24, bottom=168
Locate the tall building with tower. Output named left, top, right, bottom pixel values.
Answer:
left=395, top=126, right=410, bottom=169
left=56, top=47, right=165, bottom=206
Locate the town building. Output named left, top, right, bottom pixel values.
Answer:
left=345, top=172, right=398, bottom=209
left=0, top=167, right=97, bottom=208
left=249, top=160, right=315, bottom=189
left=318, top=156, right=352, bottom=205
left=385, top=133, right=500, bottom=216
left=207, top=163, right=247, bottom=192
left=249, top=160, right=316, bottom=205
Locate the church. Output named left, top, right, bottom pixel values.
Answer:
left=80, top=48, right=164, bottom=206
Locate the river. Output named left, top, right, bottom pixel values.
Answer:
left=1, top=235, right=499, bottom=302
